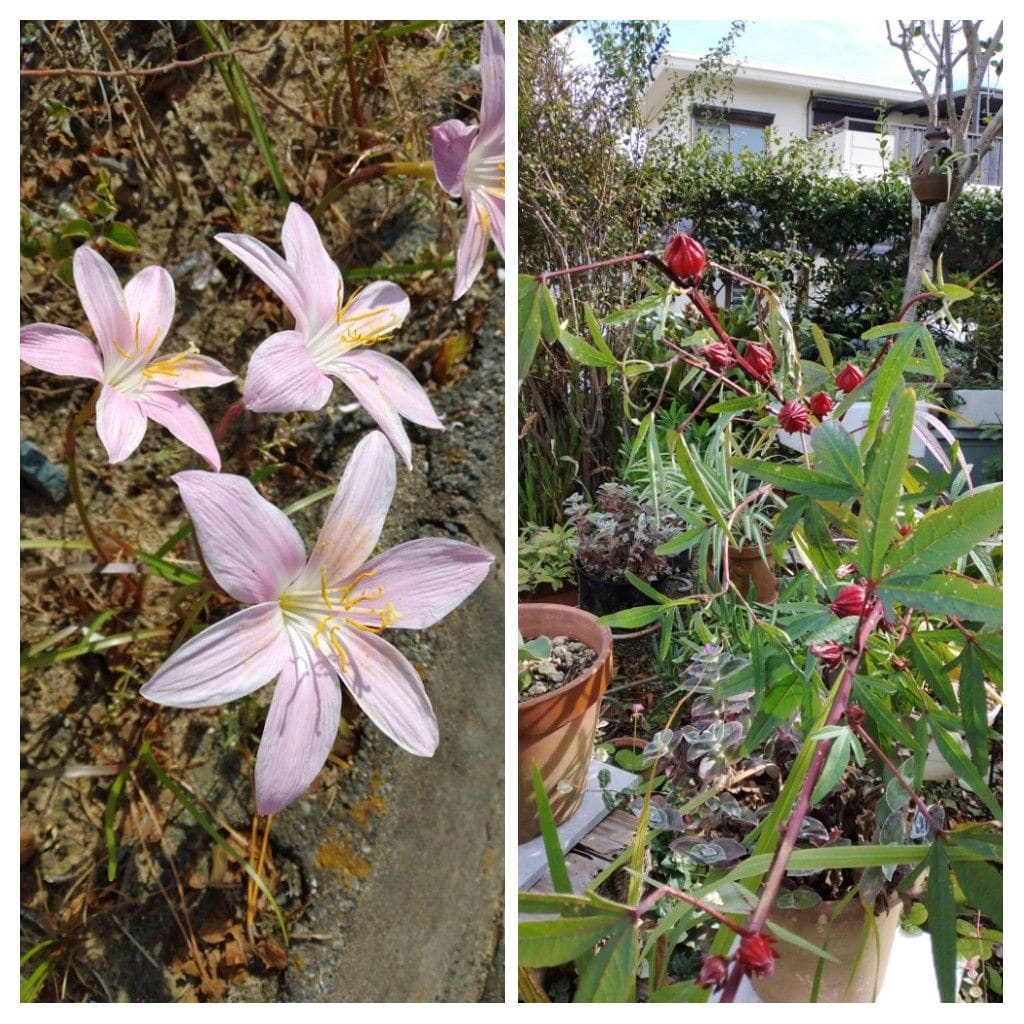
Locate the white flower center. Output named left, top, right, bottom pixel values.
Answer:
left=305, top=283, right=402, bottom=368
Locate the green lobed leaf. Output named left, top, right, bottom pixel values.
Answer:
left=574, top=916, right=638, bottom=1002
left=732, top=458, right=855, bottom=502
left=885, top=485, right=1002, bottom=580
left=927, top=719, right=1002, bottom=820
left=810, top=419, right=864, bottom=489
left=859, top=387, right=915, bottom=581
left=925, top=840, right=957, bottom=1003
left=518, top=276, right=543, bottom=382
left=951, top=858, right=1003, bottom=928
left=559, top=327, right=618, bottom=369
left=864, top=330, right=916, bottom=451
left=860, top=320, right=913, bottom=341
left=810, top=728, right=852, bottom=805
left=519, top=910, right=627, bottom=967
left=877, top=574, right=1002, bottom=625
left=959, top=644, right=990, bottom=776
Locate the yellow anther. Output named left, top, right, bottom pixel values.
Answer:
left=338, top=569, right=378, bottom=603
left=327, top=626, right=349, bottom=673
left=311, top=614, right=333, bottom=651
left=141, top=349, right=195, bottom=380
left=320, top=566, right=333, bottom=609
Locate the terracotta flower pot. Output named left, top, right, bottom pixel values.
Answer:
left=727, top=545, right=777, bottom=604
left=518, top=604, right=613, bottom=844
left=750, top=895, right=902, bottom=1002
left=519, top=582, right=580, bottom=607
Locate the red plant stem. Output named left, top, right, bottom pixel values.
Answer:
left=848, top=717, right=944, bottom=836
left=947, top=615, right=977, bottom=645
left=685, top=288, right=783, bottom=403
left=708, top=261, right=775, bottom=293
left=660, top=338, right=752, bottom=398
left=717, top=600, right=885, bottom=1003
left=633, top=884, right=750, bottom=936
left=895, top=608, right=915, bottom=646
left=212, top=398, right=245, bottom=446
left=535, top=250, right=654, bottom=284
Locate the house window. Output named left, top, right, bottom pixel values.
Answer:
left=692, top=105, right=774, bottom=160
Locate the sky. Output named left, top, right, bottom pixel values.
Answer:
left=570, top=20, right=1003, bottom=93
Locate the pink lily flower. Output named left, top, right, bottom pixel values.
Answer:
left=19, top=246, right=234, bottom=467
left=140, top=431, right=494, bottom=814
left=431, top=20, right=505, bottom=300
left=216, top=204, right=442, bottom=468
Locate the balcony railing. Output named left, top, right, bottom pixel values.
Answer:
left=818, top=118, right=1002, bottom=188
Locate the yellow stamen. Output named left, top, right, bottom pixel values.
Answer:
left=320, top=566, right=333, bottom=609
left=141, top=348, right=200, bottom=380
left=334, top=285, right=400, bottom=349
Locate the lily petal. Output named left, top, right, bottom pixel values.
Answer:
left=243, top=331, right=333, bottom=413
left=144, top=353, right=236, bottom=390
left=452, top=195, right=491, bottom=301
left=96, top=385, right=147, bottom=463
left=141, top=603, right=289, bottom=708
left=280, top=204, right=342, bottom=334
left=431, top=119, right=477, bottom=197
left=254, top=631, right=342, bottom=814
left=336, top=280, right=410, bottom=346
left=173, top=471, right=308, bottom=604
left=20, top=324, right=103, bottom=382
left=334, top=364, right=412, bottom=469
left=301, top=431, right=396, bottom=586
left=216, top=232, right=308, bottom=333
left=123, top=265, right=175, bottom=362
left=338, top=628, right=438, bottom=756
left=336, top=349, right=442, bottom=429
left=478, top=187, right=505, bottom=257
left=348, top=538, right=493, bottom=630
left=73, top=246, right=131, bottom=365
left=479, top=21, right=504, bottom=135
left=141, top=388, right=222, bottom=470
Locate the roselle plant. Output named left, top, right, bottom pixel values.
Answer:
left=518, top=234, right=1001, bottom=1003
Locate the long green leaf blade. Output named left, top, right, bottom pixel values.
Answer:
left=925, top=840, right=957, bottom=1002
left=732, top=458, right=855, bottom=502
left=877, top=574, right=1002, bottom=625
left=858, top=387, right=915, bottom=581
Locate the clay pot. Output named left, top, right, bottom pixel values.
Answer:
left=519, top=582, right=580, bottom=607
left=518, top=604, right=613, bottom=844
left=750, top=895, right=902, bottom=1002
left=727, top=545, right=777, bottom=604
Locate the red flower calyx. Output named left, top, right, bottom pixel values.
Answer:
left=743, top=342, right=774, bottom=378
left=736, top=931, right=778, bottom=978
left=698, top=955, right=729, bottom=989
left=808, top=391, right=834, bottom=418
left=777, top=399, right=811, bottom=434
left=700, top=341, right=735, bottom=371
left=846, top=704, right=866, bottom=728
left=809, top=640, right=845, bottom=668
left=830, top=583, right=868, bottom=618
left=664, top=232, right=707, bottom=283
left=835, top=363, right=866, bottom=394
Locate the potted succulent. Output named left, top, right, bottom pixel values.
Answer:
left=518, top=521, right=578, bottom=604
left=518, top=603, right=614, bottom=844
left=564, top=482, right=683, bottom=615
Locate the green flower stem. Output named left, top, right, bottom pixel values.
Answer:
left=381, top=160, right=436, bottom=179
left=64, top=385, right=110, bottom=563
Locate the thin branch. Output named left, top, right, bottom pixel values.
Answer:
left=22, top=23, right=286, bottom=78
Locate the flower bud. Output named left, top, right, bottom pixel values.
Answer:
left=808, top=391, right=834, bottom=418
left=743, top=342, right=774, bottom=378
left=809, top=641, right=845, bottom=668
left=664, top=232, right=707, bottom=282
left=736, top=932, right=777, bottom=978
left=835, top=363, right=865, bottom=393
left=898, top=523, right=912, bottom=537
left=846, top=704, right=866, bottom=728
left=777, top=399, right=811, bottom=433
left=698, top=955, right=729, bottom=988
left=830, top=583, right=868, bottom=618
left=700, top=341, right=735, bottom=370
